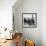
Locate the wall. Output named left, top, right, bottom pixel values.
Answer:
left=41, top=0, right=46, bottom=46
left=13, top=0, right=41, bottom=46
left=0, top=0, right=16, bottom=30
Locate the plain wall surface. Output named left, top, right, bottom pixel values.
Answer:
left=13, top=0, right=41, bottom=46
left=0, top=0, right=16, bottom=29
left=41, top=0, right=46, bottom=46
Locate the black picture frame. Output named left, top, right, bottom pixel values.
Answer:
left=22, top=13, right=37, bottom=28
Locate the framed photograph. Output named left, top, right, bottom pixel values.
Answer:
left=22, top=13, right=37, bottom=28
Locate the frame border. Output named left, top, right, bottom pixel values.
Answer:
left=22, top=13, right=37, bottom=28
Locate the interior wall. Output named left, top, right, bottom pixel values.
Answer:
left=41, top=0, right=46, bottom=46
left=0, top=0, right=16, bottom=30
left=13, top=0, right=41, bottom=46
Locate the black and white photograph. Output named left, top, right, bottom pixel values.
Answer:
left=22, top=13, right=37, bottom=28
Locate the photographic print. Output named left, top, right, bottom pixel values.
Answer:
left=22, top=13, right=37, bottom=28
